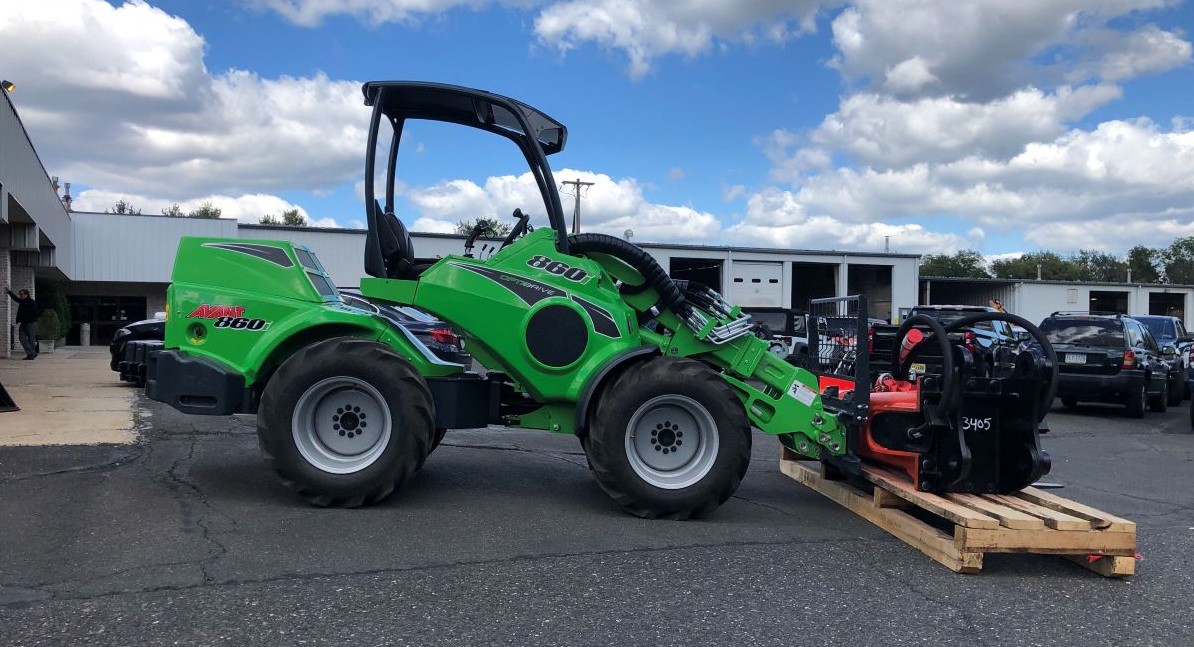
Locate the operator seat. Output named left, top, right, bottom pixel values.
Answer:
left=369, top=200, right=433, bottom=280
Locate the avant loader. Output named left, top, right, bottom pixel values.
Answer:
left=144, top=82, right=1057, bottom=518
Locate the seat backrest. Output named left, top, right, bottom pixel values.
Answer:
left=371, top=200, right=415, bottom=279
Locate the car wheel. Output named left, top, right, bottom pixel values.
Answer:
left=1125, top=383, right=1147, bottom=419
left=1167, top=374, right=1184, bottom=407
left=1149, top=378, right=1168, bottom=413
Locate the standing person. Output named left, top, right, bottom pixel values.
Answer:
left=5, top=286, right=40, bottom=360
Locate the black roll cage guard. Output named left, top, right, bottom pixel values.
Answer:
left=362, top=81, right=571, bottom=278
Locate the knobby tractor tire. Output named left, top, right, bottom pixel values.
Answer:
left=583, top=356, right=751, bottom=519
left=257, top=338, right=434, bottom=508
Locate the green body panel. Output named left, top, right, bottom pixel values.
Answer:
left=165, top=230, right=847, bottom=456
left=165, top=237, right=460, bottom=389
left=359, top=229, right=848, bottom=456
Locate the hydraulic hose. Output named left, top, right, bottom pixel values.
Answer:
left=891, top=314, right=957, bottom=425
left=567, top=233, right=687, bottom=316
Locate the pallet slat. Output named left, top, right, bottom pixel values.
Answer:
left=946, top=493, right=1046, bottom=530
left=1018, top=487, right=1136, bottom=532
left=780, top=454, right=1137, bottom=577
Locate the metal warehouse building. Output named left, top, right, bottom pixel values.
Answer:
left=3, top=88, right=920, bottom=357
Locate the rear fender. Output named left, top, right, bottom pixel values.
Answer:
left=574, top=346, right=659, bottom=437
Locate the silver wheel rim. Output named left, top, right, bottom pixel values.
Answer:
left=292, top=377, right=392, bottom=474
left=624, top=394, right=719, bottom=490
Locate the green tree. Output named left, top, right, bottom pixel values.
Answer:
left=187, top=201, right=222, bottom=219
left=1074, top=250, right=1127, bottom=283
left=454, top=217, right=512, bottom=237
left=918, top=250, right=991, bottom=278
left=33, top=279, right=70, bottom=341
left=991, top=251, right=1085, bottom=281
left=161, top=203, right=184, bottom=217
left=261, top=208, right=307, bottom=227
left=281, top=208, right=306, bottom=226
left=1126, top=245, right=1161, bottom=283
left=105, top=199, right=141, bottom=215
left=1162, top=237, right=1194, bottom=284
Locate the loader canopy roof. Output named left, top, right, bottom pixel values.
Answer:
left=362, top=81, right=567, bottom=155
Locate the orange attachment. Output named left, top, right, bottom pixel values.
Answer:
left=857, top=380, right=923, bottom=485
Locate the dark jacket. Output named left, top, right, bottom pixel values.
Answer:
left=6, top=290, right=40, bottom=324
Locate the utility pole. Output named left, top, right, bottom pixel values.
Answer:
left=561, top=178, right=595, bottom=234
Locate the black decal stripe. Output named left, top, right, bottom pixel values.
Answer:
left=572, top=296, right=621, bottom=338
left=450, top=262, right=563, bottom=306
left=204, top=243, right=294, bottom=267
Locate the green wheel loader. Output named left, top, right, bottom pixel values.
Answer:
left=145, top=81, right=1054, bottom=517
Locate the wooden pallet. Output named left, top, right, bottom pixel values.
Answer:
left=780, top=448, right=1137, bottom=576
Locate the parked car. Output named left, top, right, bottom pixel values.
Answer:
left=743, top=307, right=808, bottom=358
left=904, top=305, right=1022, bottom=376
left=1133, top=314, right=1193, bottom=403
left=109, top=314, right=166, bottom=373
left=112, top=295, right=470, bottom=384
left=338, top=292, right=470, bottom=365
left=1038, top=312, right=1180, bottom=417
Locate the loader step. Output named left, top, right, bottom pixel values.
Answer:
left=779, top=448, right=1137, bottom=577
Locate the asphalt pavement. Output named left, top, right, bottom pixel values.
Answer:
left=1, top=391, right=1192, bottom=646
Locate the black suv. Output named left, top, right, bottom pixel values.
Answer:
left=907, top=305, right=1021, bottom=375
left=1133, top=314, right=1193, bottom=404
left=1039, top=312, right=1181, bottom=417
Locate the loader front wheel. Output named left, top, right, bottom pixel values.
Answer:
left=257, top=338, right=434, bottom=507
left=584, top=357, right=751, bottom=519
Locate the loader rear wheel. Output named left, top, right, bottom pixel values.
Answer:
left=583, top=357, right=751, bottom=519
left=257, top=338, right=434, bottom=507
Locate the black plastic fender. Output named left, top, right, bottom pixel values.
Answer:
left=574, top=345, right=659, bottom=436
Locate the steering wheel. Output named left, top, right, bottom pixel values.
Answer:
left=501, top=209, right=531, bottom=249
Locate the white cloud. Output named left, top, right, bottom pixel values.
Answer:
left=830, top=0, right=1182, bottom=100
left=533, top=0, right=825, bottom=77
left=722, top=184, right=746, bottom=201
left=1075, top=25, right=1193, bottom=82
left=253, top=0, right=497, bottom=27
left=725, top=188, right=972, bottom=253
left=761, top=118, right=1194, bottom=250
left=72, top=189, right=326, bottom=225
left=0, top=0, right=368, bottom=200
left=667, top=167, right=685, bottom=181
left=406, top=168, right=719, bottom=242
left=772, top=85, right=1123, bottom=172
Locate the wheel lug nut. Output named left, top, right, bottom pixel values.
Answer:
left=339, top=431, right=346, bottom=436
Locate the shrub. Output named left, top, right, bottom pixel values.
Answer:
left=37, top=309, right=61, bottom=340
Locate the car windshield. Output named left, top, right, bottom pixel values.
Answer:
left=1040, top=318, right=1124, bottom=347
left=1139, top=318, right=1175, bottom=342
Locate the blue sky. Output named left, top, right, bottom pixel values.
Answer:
left=2, top=0, right=1193, bottom=257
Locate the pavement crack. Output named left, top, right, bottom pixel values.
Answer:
left=10, top=535, right=873, bottom=606
left=0, top=448, right=143, bottom=484
left=730, top=493, right=802, bottom=518
left=871, top=569, right=993, bottom=645
left=441, top=441, right=589, bottom=469
left=162, top=436, right=233, bottom=585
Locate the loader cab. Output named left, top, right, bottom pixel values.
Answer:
left=360, top=81, right=571, bottom=280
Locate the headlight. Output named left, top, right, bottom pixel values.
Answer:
left=114, top=328, right=132, bottom=341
